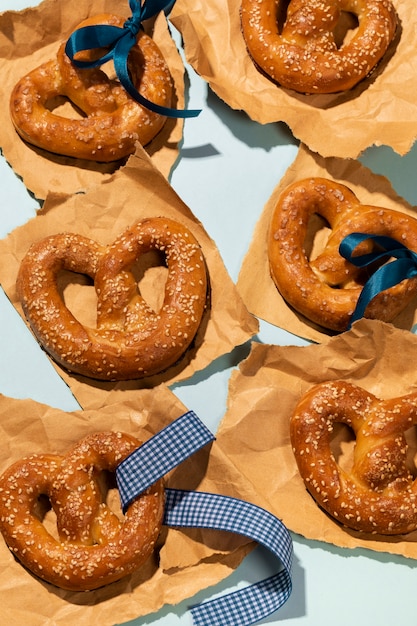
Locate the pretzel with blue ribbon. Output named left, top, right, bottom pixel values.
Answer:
left=340, top=233, right=417, bottom=328
left=65, top=0, right=200, bottom=118
left=10, top=0, right=200, bottom=162
left=267, top=177, right=417, bottom=332
left=116, top=411, right=293, bottom=626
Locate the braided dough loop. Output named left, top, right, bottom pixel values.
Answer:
left=241, top=0, right=397, bottom=94
left=10, top=14, right=173, bottom=162
left=0, top=432, right=164, bottom=590
left=16, top=217, right=208, bottom=380
left=268, top=177, right=417, bottom=332
left=290, top=381, right=417, bottom=535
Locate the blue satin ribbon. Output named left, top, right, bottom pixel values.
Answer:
left=339, top=232, right=417, bottom=327
left=116, top=411, right=293, bottom=625
left=65, top=0, right=201, bottom=118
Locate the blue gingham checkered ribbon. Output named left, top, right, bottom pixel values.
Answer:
left=164, top=489, right=293, bottom=626
left=65, top=0, right=201, bottom=118
left=116, top=411, right=293, bottom=625
left=339, top=232, right=417, bottom=328
left=117, top=410, right=214, bottom=511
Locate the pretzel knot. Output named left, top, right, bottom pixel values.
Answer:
left=241, top=0, right=397, bottom=94
left=16, top=216, right=208, bottom=380
left=10, top=14, right=173, bottom=162
left=291, top=381, right=417, bottom=535
left=0, top=432, right=165, bottom=590
left=268, top=177, right=417, bottom=332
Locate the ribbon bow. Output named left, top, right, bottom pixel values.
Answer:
left=339, top=232, right=417, bottom=327
left=65, top=0, right=201, bottom=118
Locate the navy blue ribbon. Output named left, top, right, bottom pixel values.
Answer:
left=339, top=232, right=417, bottom=326
left=116, top=411, right=293, bottom=625
left=65, top=0, right=201, bottom=118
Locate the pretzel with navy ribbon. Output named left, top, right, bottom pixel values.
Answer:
left=268, top=177, right=417, bottom=332
left=10, top=0, right=199, bottom=162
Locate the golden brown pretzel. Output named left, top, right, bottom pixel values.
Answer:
left=268, top=177, right=417, bottom=331
left=0, top=431, right=164, bottom=590
left=290, top=381, right=417, bottom=535
left=10, top=14, right=173, bottom=161
left=16, top=216, right=207, bottom=380
left=241, top=0, right=397, bottom=94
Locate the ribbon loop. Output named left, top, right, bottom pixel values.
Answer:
left=126, top=0, right=143, bottom=31
left=65, top=25, right=123, bottom=69
left=339, top=232, right=417, bottom=326
left=116, top=411, right=215, bottom=511
left=65, top=0, right=201, bottom=118
left=123, top=0, right=147, bottom=36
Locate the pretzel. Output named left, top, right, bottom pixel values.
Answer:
left=268, top=177, right=417, bottom=332
left=10, top=14, right=173, bottom=162
left=290, top=381, right=417, bottom=535
left=241, top=0, right=397, bottom=94
left=16, top=216, right=207, bottom=380
left=0, top=431, right=164, bottom=590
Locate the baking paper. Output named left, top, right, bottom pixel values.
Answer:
left=0, top=147, right=258, bottom=409
left=217, top=319, right=417, bottom=559
left=237, top=143, right=417, bottom=343
left=171, top=0, right=416, bottom=159
left=0, top=386, right=256, bottom=625
left=0, top=0, right=187, bottom=199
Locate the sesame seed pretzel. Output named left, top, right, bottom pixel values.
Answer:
left=10, top=14, right=173, bottom=162
left=290, top=381, right=417, bottom=535
left=0, top=432, right=164, bottom=590
left=17, top=216, right=208, bottom=380
left=268, top=177, right=417, bottom=332
left=241, top=0, right=397, bottom=94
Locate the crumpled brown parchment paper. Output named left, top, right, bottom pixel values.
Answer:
left=237, top=143, right=417, bottom=344
left=216, top=318, right=417, bottom=559
left=0, top=147, right=258, bottom=410
left=0, top=385, right=260, bottom=625
left=171, top=0, right=416, bottom=159
left=0, top=0, right=187, bottom=199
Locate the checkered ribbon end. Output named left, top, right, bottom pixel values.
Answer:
left=115, top=411, right=293, bottom=625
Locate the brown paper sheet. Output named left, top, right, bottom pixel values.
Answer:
left=0, top=148, right=258, bottom=409
left=237, top=143, right=417, bottom=344
left=0, top=0, right=187, bottom=199
left=171, top=0, right=416, bottom=159
left=0, top=386, right=258, bottom=625
left=216, top=318, right=417, bottom=559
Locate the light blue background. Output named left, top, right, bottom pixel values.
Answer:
left=1, top=1, right=416, bottom=624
